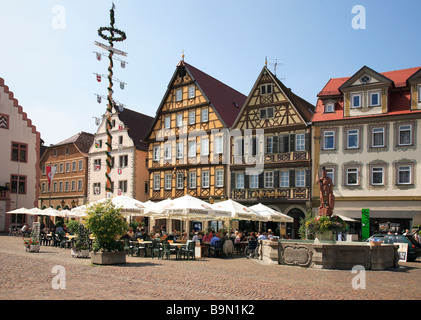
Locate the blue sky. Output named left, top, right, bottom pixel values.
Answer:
left=0, top=0, right=420, bottom=145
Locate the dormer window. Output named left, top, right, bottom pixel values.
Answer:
left=325, top=102, right=335, bottom=113
left=260, top=84, right=272, bottom=95
left=360, top=75, right=371, bottom=84
left=369, top=91, right=381, bottom=106
left=351, top=93, right=361, bottom=108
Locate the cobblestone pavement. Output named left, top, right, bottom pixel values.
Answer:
left=0, top=235, right=420, bottom=301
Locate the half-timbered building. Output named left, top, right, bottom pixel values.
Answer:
left=145, top=60, right=247, bottom=208
left=230, top=66, right=315, bottom=238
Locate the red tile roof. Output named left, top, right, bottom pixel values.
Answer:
left=313, top=66, right=421, bottom=123
left=183, top=62, right=247, bottom=127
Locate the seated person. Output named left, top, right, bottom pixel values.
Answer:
left=220, top=231, right=229, bottom=241
left=258, top=232, right=268, bottom=240
left=21, top=223, right=31, bottom=236
left=202, top=232, right=212, bottom=243
left=126, top=227, right=135, bottom=239
left=209, top=233, right=221, bottom=247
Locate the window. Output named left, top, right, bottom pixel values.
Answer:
left=78, top=180, right=83, bottom=191
left=296, top=134, right=305, bottom=151
left=176, top=89, right=182, bottom=102
left=71, top=180, right=76, bottom=192
left=188, top=141, right=196, bottom=158
left=65, top=181, right=69, bottom=192
left=236, top=173, right=244, bottom=189
left=189, top=172, right=197, bottom=189
left=176, top=142, right=183, bottom=159
left=397, top=165, right=412, bottom=185
left=59, top=163, right=64, bottom=173
left=266, top=136, right=274, bottom=154
left=164, top=116, right=171, bottom=129
left=346, top=129, right=359, bottom=149
left=296, top=170, right=306, bottom=187
left=164, top=174, right=172, bottom=190
left=264, top=171, right=274, bottom=188
left=11, top=143, right=27, bottom=162
left=65, top=147, right=70, bottom=155
left=371, top=166, right=384, bottom=185
left=369, top=91, right=381, bottom=106
left=323, top=131, right=335, bottom=150
left=78, top=160, right=83, bottom=171
left=188, top=86, right=195, bottom=99
left=177, top=113, right=183, bottom=127
left=93, top=183, right=101, bottom=195
left=325, top=103, right=335, bottom=113
left=53, top=149, right=58, bottom=157
left=260, top=107, right=274, bottom=119
left=153, top=174, right=160, bottom=190
left=201, top=108, right=208, bottom=123
left=118, top=136, right=123, bottom=146
left=324, top=167, right=335, bottom=185
left=119, top=155, right=128, bottom=168
left=65, top=162, right=70, bottom=172
left=59, top=182, right=63, bottom=192
left=260, top=84, right=272, bottom=95
left=153, top=146, right=160, bottom=161
left=41, top=183, right=46, bottom=194
left=280, top=171, right=289, bottom=187
left=215, top=136, right=223, bottom=154
left=176, top=173, right=184, bottom=189
left=346, top=167, right=359, bottom=186
left=188, top=110, right=195, bottom=125
left=118, top=180, right=128, bottom=194
left=250, top=174, right=259, bottom=189
left=351, top=93, right=361, bottom=108
left=202, top=171, right=210, bottom=188
left=398, top=124, right=412, bottom=146
left=360, top=75, right=371, bottom=84
left=372, top=127, right=385, bottom=147
left=216, top=170, right=224, bottom=187
left=72, top=161, right=77, bottom=172
left=201, top=137, right=209, bottom=156
left=164, top=144, right=172, bottom=160
left=94, top=159, right=101, bottom=171
left=53, top=182, right=58, bottom=193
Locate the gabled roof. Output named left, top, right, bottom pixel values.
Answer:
left=183, top=62, right=247, bottom=128
left=338, top=65, right=393, bottom=92
left=145, top=61, right=246, bottom=140
left=318, top=66, right=421, bottom=97
left=55, top=131, right=94, bottom=154
left=313, top=66, right=421, bottom=123
left=232, top=66, right=315, bottom=128
left=117, top=107, right=154, bottom=151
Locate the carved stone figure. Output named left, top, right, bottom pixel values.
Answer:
left=318, top=166, right=335, bottom=216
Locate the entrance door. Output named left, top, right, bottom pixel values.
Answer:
left=286, top=209, right=305, bottom=239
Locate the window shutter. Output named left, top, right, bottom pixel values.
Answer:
left=231, top=172, right=236, bottom=188
left=273, top=136, right=279, bottom=153
left=306, top=169, right=311, bottom=187
left=274, top=170, right=279, bottom=188
left=305, top=133, right=310, bottom=151
left=259, top=172, right=264, bottom=188
left=245, top=173, right=249, bottom=188
left=289, top=134, right=295, bottom=152
left=252, top=137, right=257, bottom=156
left=289, top=170, right=295, bottom=187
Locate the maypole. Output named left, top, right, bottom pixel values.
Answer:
left=95, top=2, right=127, bottom=197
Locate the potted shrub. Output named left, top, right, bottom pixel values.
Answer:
left=24, top=222, right=41, bottom=252
left=85, top=199, right=127, bottom=265
left=70, top=223, right=91, bottom=258
left=305, top=215, right=347, bottom=241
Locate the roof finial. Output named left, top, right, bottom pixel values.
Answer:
left=182, top=49, right=185, bottom=61
left=265, top=56, right=268, bottom=67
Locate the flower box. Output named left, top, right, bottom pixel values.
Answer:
left=90, top=251, right=126, bottom=265
left=25, top=244, right=40, bottom=252
left=71, top=248, right=90, bottom=258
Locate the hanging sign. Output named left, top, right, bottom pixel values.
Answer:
left=96, top=52, right=102, bottom=61
left=117, top=189, right=122, bottom=196
left=97, top=95, right=102, bottom=103
left=121, top=61, right=126, bottom=69
left=118, top=125, right=123, bottom=131
left=94, top=41, right=128, bottom=57
left=120, top=82, right=125, bottom=90
left=96, top=74, right=102, bottom=82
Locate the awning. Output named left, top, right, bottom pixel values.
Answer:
left=335, top=209, right=420, bottom=220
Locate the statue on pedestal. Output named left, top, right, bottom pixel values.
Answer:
left=318, top=166, right=334, bottom=216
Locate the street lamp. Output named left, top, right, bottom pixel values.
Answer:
left=61, top=200, right=65, bottom=208
left=71, top=200, right=76, bottom=208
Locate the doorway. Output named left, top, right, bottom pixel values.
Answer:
left=286, top=208, right=305, bottom=239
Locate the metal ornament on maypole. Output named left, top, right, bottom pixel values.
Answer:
left=95, top=2, right=127, bottom=198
